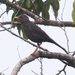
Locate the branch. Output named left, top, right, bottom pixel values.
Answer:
left=56, top=65, right=67, bottom=75
left=1, top=21, right=20, bottom=25
left=11, top=51, right=75, bottom=75
left=1, top=20, right=75, bottom=28
left=1, top=22, right=75, bottom=75
left=0, top=22, right=69, bottom=54
left=0, top=22, right=48, bottom=52
left=0, top=11, right=6, bottom=18
left=0, top=1, right=75, bottom=27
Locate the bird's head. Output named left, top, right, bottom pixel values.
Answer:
left=14, top=14, right=29, bottom=24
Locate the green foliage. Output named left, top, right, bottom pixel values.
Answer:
left=25, top=0, right=32, bottom=8
left=22, top=30, right=28, bottom=40
left=17, top=25, right=21, bottom=35
left=6, top=0, right=60, bottom=20
left=32, top=0, right=43, bottom=15
left=51, top=0, right=59, bottom=19
left=6, top=5, right=10, bottom=14
left=72, top=0, right=75, bottom=24
left=6, top=0, right=60, bottom=39
left=42, top=0, right=51, bottom=19
left=72, top=10, right=75, bottom=24
left=73, top=0, right=75, bottom=10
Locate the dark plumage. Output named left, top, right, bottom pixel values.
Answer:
left=14, top=14, right=68, bottom=54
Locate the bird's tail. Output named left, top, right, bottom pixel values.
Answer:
left=48, top=39, right=68, bottom=54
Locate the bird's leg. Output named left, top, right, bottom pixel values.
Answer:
left=31, top=43, right=42, bottom=55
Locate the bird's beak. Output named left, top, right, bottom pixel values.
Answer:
left=14, top=17, right=20, bottom=19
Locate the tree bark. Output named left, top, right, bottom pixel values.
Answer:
left=0, top=1, right=75, bottom=27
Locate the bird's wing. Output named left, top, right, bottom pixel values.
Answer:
left=27, top=22, right=50, bottom=42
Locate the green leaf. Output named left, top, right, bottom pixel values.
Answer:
left=26, top=0, right=32, bottom=8
left=51, top=0, right=59, bottom=18
left=22, top=30, right=28, bottom=40
left=54, top=10, right=58, bottom=19
left=6, top=5, right=10, bottom=14
left=72, top=10, right=75, bottom=24
left=73, top=0, right=75, bottom=10
left=12, top=10, right=22, bottom=35
left=42, top=0, right=51, bottom=19
left=35, top=0, right=43, bottom=11
left=21, top=0, right=32, bottom=11
left=12, top=1, right=24, bottom=35
left=32, top=0, right=43, bottom=15
left=42, top=11, right=50, bottom=19
left=51, top=0, right=59, bottom=11
left=17, top=0, right=22, bottom=5
left=43, top=0, right=51, bottom=11
left=12, top=10, right=17, bottom=20
left=17, top=25, right=21, bottom=35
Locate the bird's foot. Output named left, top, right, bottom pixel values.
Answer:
left=30, top=44, right=41, bottom=55
left=31, top=49, right=38, bottom=55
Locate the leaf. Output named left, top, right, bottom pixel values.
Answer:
left=42, top=0, right=51, bottom=19
left=11, top=0, right=31, bottom=36
left=51, top=0, right=59, bottom=11
left=12, top=10, right=17, bottom=20
left=51, top=0, right=59, bottom=18
left=73, top=0, right=75, bottom=10
left=22, top=30, right=28, bottom=40
left=43, top=0, right=51, bottom=11
left=11, top=0, right=24, bottom=35
left=72, top=10, right=75, bottom=24
left=12, top=10, right=22, bottom=35
left=54, top=10, right=58, bottom=19
left=17, top=25, right=21, bottom=35
left=42, top=11, right=50, bottom=19
left=6, top=5, right=10, bottom=14
left=32, top=0, right=43, bottom=15
left=72, top=0, right=75, bottom=24
left=22, top=0, right=32, bottom=11
left=26, top=0, right=32, bottom=8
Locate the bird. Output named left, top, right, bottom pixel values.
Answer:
left=14, top=14, right=68, bottom=54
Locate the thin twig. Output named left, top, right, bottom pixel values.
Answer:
left=72, top=51, right=75, bottom=56
left=0, top=26, right=13, bottom=31
left=40, top=58, right=43, bottom=75
left=0, top=11, right=6, bottom=18
left=17, top=46, right=21, bottom=60
left=1, top=21, right=20, bottom=25
left=61, top=0, right=69, bottom=53
left=61, top=0, right=66, bottom=20
left=31, top=70, right=39, bottom=75
left=37, top=58, right=43, bottom=75
left=56, top=65, right=67, bottom=75
left=57, top=0, right=69, bottom=54
left=0, top=22, right=49, bottom=52
left=0, top=67, right=9, bottom=75
left=64, top=27, right=69, bottom=52
left=0, top=22, right=69, bottom=54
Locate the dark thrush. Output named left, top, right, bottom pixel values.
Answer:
left=14, top=14, right=68, bottom=54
